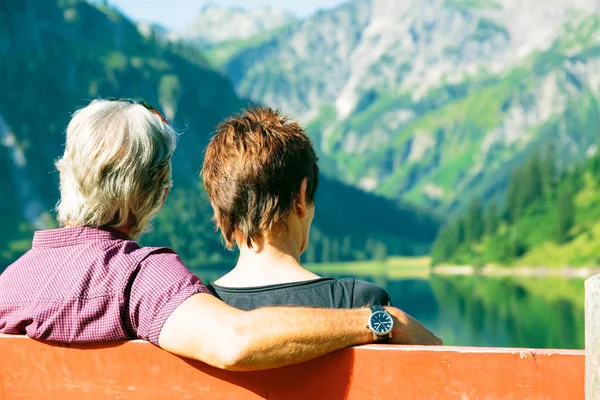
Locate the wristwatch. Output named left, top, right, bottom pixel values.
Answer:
left=366, top=305, right=394, bottom=340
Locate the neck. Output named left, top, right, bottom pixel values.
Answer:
left=214, top=235, right=320, bottom=287
left=237, top=235, right=302, bottom=267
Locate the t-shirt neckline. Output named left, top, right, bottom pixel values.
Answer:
left=210, top=277, right=336, bottom=292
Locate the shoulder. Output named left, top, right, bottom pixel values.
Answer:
left=121, top=245, right=178, bottom=269
left=135, top=247, right=198, bottom=280
left=114, top=245, right=188, bottom=276
left=104, top=237, right=179, bottom=267
left=125, top=246, right=206, bottom=295
left=123, top=243, right=177, bottom=258
left=338, top=278, right=391, bottom=307
left=137, top=246, right=178, bottom=261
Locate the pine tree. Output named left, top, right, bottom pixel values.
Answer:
left=556, top=185, right=576, bottom=244
left=331, top=238, right=340, bottom=262
left=455, top=217, right=466, bottom=246
left=505, top=153, right=545, bottom=223
left=484, top=200, right=499, bottom=237
left=540, top=142, right=558, bottom=199
left=304, top=228, right=321, bottom=263
left=591, top=137, right=600, bottom=178
left=522, top=154, right=544, bottom=207
left=321, top=236, right=331, bottom=263
left=511, top=231, right=528, bottom=258
left=341, top=236, right=351, bottom=261
left=494, top=232, right=513, bottom=265
left=431, top=226, right=458, bottom=265
left=464, top=198, right=484, bottom=243
left=591, top=150, right=600, bottom=178
left=304, top=238, right=316, bottom=263
left=504, top=166, right=523, bottom=223
left=373, top=242, right=388, bottom=262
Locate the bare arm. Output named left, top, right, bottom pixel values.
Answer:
left=158, top=293, right=441, bottom=371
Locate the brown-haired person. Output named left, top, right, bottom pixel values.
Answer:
left=203, top=107, right=407, bottom=320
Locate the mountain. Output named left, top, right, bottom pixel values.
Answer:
left=215, top=0, right=600, bottom=213
left=178, top=3, right=296, bottom=48
left=0, top=0, right=438, bottom=270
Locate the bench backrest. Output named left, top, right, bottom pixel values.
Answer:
left=0, top=334, right=584, bottom=399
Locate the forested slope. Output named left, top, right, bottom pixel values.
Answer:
left=432, top=142, right=600, bottom=267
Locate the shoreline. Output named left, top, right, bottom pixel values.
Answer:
left=306, top=257, right=600, bottom=280
left=432, top=265, right=600, bottom=279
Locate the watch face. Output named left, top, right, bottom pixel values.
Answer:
left=369, top=311, right=393, bottom=334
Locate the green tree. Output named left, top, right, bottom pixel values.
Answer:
left=590, top=149, right=600, bottom=178
left=556, top=185, right=576, bottom=244
left=373, top=242, right=388, bottom=262
left=484, top=200, right=499, bottom=237
left=454, top=217, right=466, bottom=245
left=431, top=225, right=460, bottom=265
left=321, top=236, right=331, bottom=263
left=331, top=238, right=340, bottom=262
left=590, top=137, right=600, bottom=179
left=505, top=154, right=544, bottom=223
left=540, top=142, right=558, bottom=199
left=464, top=198, right=484, bottom=243
left=504, top=166, right=524, bottom=223
left=522, top=154, right=544, bottom=208
left=511, top=231, right=528, bottom=259
left=341, top=236, right=351, bottom=261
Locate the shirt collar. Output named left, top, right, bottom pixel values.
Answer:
left=32, top=227, right=132, bottom=248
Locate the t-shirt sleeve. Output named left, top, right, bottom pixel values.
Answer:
left=126, top=249, right=212, bottom=345
left=352, top=280, right=392, bottom=308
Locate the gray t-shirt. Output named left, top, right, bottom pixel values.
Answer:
left=208, top=277, right=391, bottom=311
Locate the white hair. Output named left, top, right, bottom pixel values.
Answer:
left=56, top=99, right=177, bottom=239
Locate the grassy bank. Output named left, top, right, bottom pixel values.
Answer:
left=306, top=256, right=431, bottom=279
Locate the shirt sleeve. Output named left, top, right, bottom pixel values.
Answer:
left=352, top=280, right=392, bottom=308
left=126, top=249, right=212, bottom=345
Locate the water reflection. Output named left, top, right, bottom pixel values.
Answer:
left=395, top=275, right=584, bottom=349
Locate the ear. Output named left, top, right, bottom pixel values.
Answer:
left=296, top=177, right=308, bottom=218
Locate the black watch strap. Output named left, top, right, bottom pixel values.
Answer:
left=370, top=305, right=385, bottom=313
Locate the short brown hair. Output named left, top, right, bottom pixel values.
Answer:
left=202, top=107, right=319, bottom=249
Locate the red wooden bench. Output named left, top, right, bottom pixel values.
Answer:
left=0, top=334, right=584, bottom=399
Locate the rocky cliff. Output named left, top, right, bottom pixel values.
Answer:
left=216, top=0, right=600, bottom=212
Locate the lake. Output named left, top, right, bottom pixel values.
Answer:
left=200, top=265, right=585, bottom=349
left=340, top=273, right=584, bottom=349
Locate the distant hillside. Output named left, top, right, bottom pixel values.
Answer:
left=431, top=140, right=600, bottom=268
left=210, top=0, right=600, bottom=214
left=0, top=0, right=439, bottom=270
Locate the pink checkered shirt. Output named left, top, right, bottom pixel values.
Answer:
left=0, top=227, right=211, bottom=345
